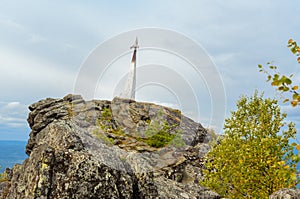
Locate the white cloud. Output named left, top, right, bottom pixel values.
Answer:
left=5, top=102, right=20, bottom=109
left=0, top=101, right=28, bottom=128
left=0, top=0, right=299, bottom=140
left=0, top=47, right=75, bottom=100
left=0, top=18, right=25, bottom=31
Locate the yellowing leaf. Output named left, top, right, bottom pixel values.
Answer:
left=283, top=99, right=289, bottom=103
left=291, top=173, right=297, bottom=181
left=296, top=145, right=300, bottom=151
left=282, top=113, right=287, bottom=117
left=291, top=101, right=298, bottom=107
left=278, top=161, right=285, bottom=165
left=292, top=86, right=299, bottom=90
left=288, top=39, right=294, bottom=44
left=284, top=165, right=289, bottom=169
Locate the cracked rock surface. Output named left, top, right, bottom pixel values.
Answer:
left=0, top=94, right=220, bottom=199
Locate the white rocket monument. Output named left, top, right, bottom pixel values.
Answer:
left=121, top=37, right=138, bottom=100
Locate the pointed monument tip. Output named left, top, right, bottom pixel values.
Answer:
left=130, top=37, right=139, bottom=49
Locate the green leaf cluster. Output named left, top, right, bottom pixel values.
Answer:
left=259, top=39, right=300, bottom=107
left=288, top=39, right=300, bottom=57
left=201, top=92, right=300, bottom=198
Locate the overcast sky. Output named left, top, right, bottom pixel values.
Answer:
left=0, top=0, right=300, bottom=141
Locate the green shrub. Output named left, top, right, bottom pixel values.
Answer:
left=201, top=92, right=300, bottom=198
left=143, top=120, right=161, bottom=138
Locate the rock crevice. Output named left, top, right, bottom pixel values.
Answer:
left=0, top=94, right=220, bottom=199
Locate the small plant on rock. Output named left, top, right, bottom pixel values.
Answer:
left=0, top=166, right=9, bottom=182
left=142, top=120, right=184, bottom=148
left=92, top=128, right=114, bottom=146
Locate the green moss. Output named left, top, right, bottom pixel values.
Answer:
left=143, top=130, right=175, bottom=148
left=96, top=107, right=125, bottom=137
left=139, top=112, right=184, bottom=148
left=97, top=117, right=124, bottom=136
left=108, top=137, right=114, bottom=143
left=92, top=128, right=114, bottom=146
left=143, top=120, right=161, bottom=138
left=95, top=106, right=185, bottom=149
left=169, top=131, right=186, bottom=148
left=102, top=107, right=112, bottom=121
left=145, top=118, right=151, bottom=124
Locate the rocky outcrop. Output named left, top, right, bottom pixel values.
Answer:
left=0, top=94, right=220, bottom=199
left=269, top=188, right=300, bottom=199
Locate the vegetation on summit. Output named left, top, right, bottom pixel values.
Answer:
left=94, top=107, right=185, bottom=148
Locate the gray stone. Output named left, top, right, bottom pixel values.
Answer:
left=0, top=94, right=219, bottom=199
left=269, top=188, right=300, bottom=199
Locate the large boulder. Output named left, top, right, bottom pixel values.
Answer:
left=0, top=94, right=220, bottom=199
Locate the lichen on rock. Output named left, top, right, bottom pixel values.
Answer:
left=0, top=94, right=220, bottom=199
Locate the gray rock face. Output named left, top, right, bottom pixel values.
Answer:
left=0, top=94, right=220, bottom=199
left=269, top=188, right=300, bottom=199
